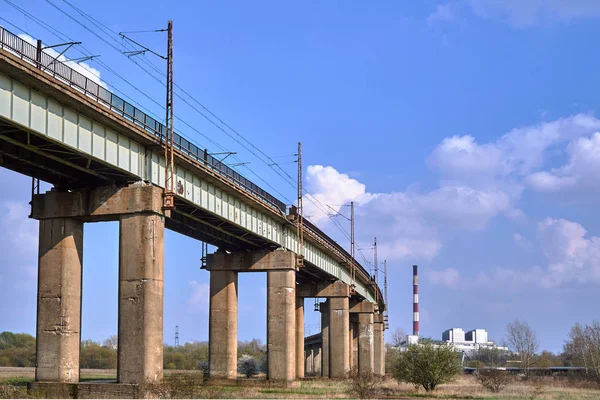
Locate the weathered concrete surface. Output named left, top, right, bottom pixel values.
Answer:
left=313, top=347, right=321, bottom=375
left=267, top=269, right=296, bottom=381
left=295, top=294, right=304, bottom=379
left=349, top=319, right=358, bottom=372
left=373, top=314, right=385, bottom=376
left=117, top=213, right=164, bottom=385
left=206, top=250, right=297, bottom=271
left=31, top=184, right=163, bottom=222
left=209, top=270, right=238, bottom=379
left=320, top=300, right=330, bottom=378
left=329, top=297, right=350, bottom=378
left=350, top=301, right=375, bottom=314
left=36, top=218, right=83, bottom=383
left=305, top=349, right=314, bottom=374
left=297, top=281, right=350, bottom=298
left=358, top=312, right=374, bottom=375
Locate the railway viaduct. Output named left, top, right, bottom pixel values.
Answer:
left=0, top=26, right=386, bottom=391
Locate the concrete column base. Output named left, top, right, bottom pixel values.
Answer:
left=295, top=294, right=304, bottom=379
left=209, top=270, right=238, bottom=379
left=267, top=269, right=296, bottom=381
left=117, top=213, right=165, bottom=385
left=358, top=312, right=374, bottom=375
left=320, top=300, right=330, bottom=378
left=329, top=297, right=350, bottom=378
left=36, top=218, right=83, bottom=383
left=373, top=315, right=385, bottom=376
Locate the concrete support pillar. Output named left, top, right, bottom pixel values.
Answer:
left=348, top=323, right=354, bottom=372
left=349, top=319, right=358, bottom=373
left=306, top=348, right=313, bottom=374
left=373, top=316, right=385, bottom=376
left=117, top=213, right=164, bottom=385
left=320, top=301, right=330, bottom=378
left=36, top=218, right=83, bottom=383
left=314, top=347, right=321, bottom=375
left=267, top=269, right=296, bottom=381
left=329, top=297, right=350, bottom=378
left=358, top=313, right=374, bottom=375
left=209, top=270, right=238, bottom=379
left=295, top=295, right=304, bottom=379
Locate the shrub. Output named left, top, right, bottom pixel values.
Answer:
left=475, top=369, right=512, bottom=393
left=347, top=370, right=385, bottom=399
left=392, top=342, right=462, bottom=392
left=238, top=355, right=259, bottom=378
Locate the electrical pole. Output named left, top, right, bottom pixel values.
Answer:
left=297, top=142, right=304, bottom=267
left=384, top=259, right=389, bottom=329
left=350, top=201, right=356, bottom=291
left=163, top=20, right=175, bottom=214
left=174, top=325, right=180, bottom=347
left=373, top=236, right=378, bottom=303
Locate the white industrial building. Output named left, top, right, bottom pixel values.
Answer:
left=441, top=328, right=508, bottom=354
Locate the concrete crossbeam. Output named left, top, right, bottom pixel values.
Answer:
left=209, top=270, right=238, bottom=379
left=31, top=184, right=163, bottom=221
left=329, top=297, right=350, bottom=378
left=297, top=281, right=350, bottom=298
left=349, top=301, right=376, bottom=314
left=267, top=269, right=296, bottom=381
left=36, top=218, right=83, bottom=383
left=117, top=213, right=164, bottom=385
left=206, top=250, right=297, bottom=272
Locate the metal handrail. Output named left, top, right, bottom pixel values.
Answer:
left=0, top=26, right=382, bottom=302
left=0, top=26, right=286, bottom=213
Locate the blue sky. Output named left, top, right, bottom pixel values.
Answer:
left=2, top=0, right=600, bottom=353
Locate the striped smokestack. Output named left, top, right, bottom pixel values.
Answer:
left=413, top=265, right=419, bottom=336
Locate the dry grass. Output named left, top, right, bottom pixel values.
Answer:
left=1, top=368, right=600, bottom=399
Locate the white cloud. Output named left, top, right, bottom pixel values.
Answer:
left=17, top=34, right=105, bottom=87
left=427, top=2, right=459, bottom=25
left=187, top=280, right=209, bottom=312
left=466, top=0, right=600, bottom=27
left=527, top=132, right=600, bottom=194
left=429, top=218, right=600, bottom=289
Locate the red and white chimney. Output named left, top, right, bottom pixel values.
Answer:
left=413, top=265, right=419, bottom=336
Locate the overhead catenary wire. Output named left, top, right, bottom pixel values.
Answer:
left=13, top=0, right=361, bottom=256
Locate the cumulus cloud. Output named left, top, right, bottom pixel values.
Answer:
left=527, top=133, right=600, bottom=194
left=429, top=217, right=600, bottom=289
left=466, top=0, right=600, bottom=27
left=17, top=33, right=105, bottom=87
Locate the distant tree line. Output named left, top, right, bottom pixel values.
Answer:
left=0, top=332, right=267, bottom=374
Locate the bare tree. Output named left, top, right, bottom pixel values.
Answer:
left=391, top=328, right=407, bottom=347
left=564, top=321, right=600, bottom=383
left=506, top=320, right=538, bottom=378
left=102, top=334, right=118, bottom=350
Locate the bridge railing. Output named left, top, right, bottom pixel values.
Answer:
left=0, top=26, right=384, bottom=304
left=0, top=26, right=286, bottom=213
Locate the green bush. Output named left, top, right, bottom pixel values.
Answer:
left=392, top=342, right=462, bottom=392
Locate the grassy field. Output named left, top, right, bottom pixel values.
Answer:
left=1, top=367, right=599, bottom=399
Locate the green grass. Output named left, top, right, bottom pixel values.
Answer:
left=259, top=388, right=331, bottom=395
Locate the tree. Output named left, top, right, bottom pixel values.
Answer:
left=392, top=342, right=462, bottom=392
left=563, top=321, right=600, bottom=383
left=391, top=328, right=407, bottom=347
left=506, top=320, right=538, bottom=378
left=102, top=335, right=118, bottom=350
left=238, top=355, right=259, bottom=378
